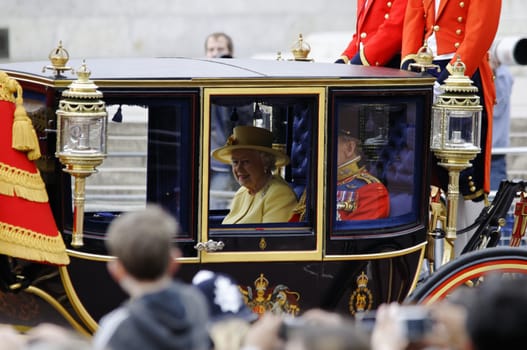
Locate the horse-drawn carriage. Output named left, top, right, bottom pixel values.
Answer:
left=1, top=44, right=525, bottom=335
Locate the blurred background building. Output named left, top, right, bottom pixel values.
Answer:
left=0, top=0, right=524, bottom=62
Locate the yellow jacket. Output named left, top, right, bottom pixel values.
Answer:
left=222, top=176, right=298, bottom=224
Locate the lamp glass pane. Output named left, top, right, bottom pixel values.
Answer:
left=445, top=109, right=476, bottom=149
left=430, top=107, right=444, bottom=150
left=473, top=110, right=481, bottom=148
left=61, top=116, right=105, bottom=154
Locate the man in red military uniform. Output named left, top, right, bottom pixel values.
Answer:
left=401, top=0, right=501, bottom=202
left=336, top=124, right=390, bottom=221
left=336, top=0, right=409, bottom=68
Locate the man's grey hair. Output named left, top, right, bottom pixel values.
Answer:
left=106, top=204, right=180, bottom=281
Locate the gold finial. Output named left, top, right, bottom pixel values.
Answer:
left=440, top=56, right=479, bottom=95
left=49, top=41, right=69, bottom=68
left=291, top=33, right=311, bottom=60
left=76, top=60, right=91, bottom=82
left=43, top=41, right=73, bottom=77
left=408, top=42, right=440, bottom=73
left=415, top=43, right=434, bottom=66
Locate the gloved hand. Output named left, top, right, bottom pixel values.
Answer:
left=433, top=81, right=443, bottom=103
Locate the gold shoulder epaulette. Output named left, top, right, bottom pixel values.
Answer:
left=355, top=172, right=381, bottom=184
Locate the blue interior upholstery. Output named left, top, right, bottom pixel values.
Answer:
left=375, top=121, right=415, bottom=217
left=289, top=107, right=311, bottom=200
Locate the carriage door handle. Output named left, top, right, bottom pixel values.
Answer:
left=194, top=239, right=225, bottom=252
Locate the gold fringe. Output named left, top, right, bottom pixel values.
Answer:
left=0, top=162, right=49, bottom=202
left=0, top=222, right=70, bottom=265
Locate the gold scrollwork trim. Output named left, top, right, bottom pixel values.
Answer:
left=323, top=241, right=427, bottom=261
left=66, top=249, right=199, bottom=264
left=24, top=285, right=91, bottom=337
left=201, top=250, right=322, bottom=263
left=59, top=266, right=99, bottom=333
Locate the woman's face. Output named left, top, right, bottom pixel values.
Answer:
left=230, top=149, right=269, bottom=194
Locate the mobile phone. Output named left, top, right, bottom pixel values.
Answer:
left=397, top=305, right=435, bottom=342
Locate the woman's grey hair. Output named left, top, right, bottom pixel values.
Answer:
left=106, top=204, right=180, bottom=281
left=258, top=151, right=277, bottom=173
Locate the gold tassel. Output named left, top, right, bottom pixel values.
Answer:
left=11, top=84, right=41, bottom=160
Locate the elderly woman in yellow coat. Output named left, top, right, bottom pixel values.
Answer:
left=212, top=126, right=297, bottom=224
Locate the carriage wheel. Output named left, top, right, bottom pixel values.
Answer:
left=406, top=247, right=527, bottom=304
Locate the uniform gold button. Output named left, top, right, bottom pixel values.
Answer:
left=387, top=1, right=392, bottom=7
left=470, top=186, right=476, bottom=192
left=456, top=29, right=462, bottom=35
left=458, top=16, right=463, bottom=22
left=360, top=32, right=367, bottom=39
left=385, top=13, right=389, bottom=19
left=376, top=62, right=380, bottom=66
left=459, top=1, right=465, bottom=8
left=455, top=42, right=460, bottom=48
left=468, top=176, right=473, bottom=180
left=433, top=25, right=440, bottom=31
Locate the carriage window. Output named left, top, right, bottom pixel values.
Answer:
left=331, top=95, right=424, bottom=234
left=208, top=95, right=317, bottom=227
left=84, top=104, right=148, bottom=213
left=79, top=95, right=197, bottom=246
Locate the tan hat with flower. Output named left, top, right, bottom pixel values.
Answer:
left=212, top=125, right=290, bottom=166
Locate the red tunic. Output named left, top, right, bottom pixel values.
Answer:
left=336, top=165, right=390, bottom=221
left=401, top=0, right=502, bottom=193
left=340, top=0, right=408, bottom=66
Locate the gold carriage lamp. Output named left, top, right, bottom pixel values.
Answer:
left=430, top=57, right=482, bottom=262
left=56, top=61, right=107, bottom=248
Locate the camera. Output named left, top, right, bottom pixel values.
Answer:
left=356, top=306, right=434, bottom=342
left=278, top=317, right=306, bottom=340
left=493, top=37, right=527, bottom=66
left=396, top=305, right=435, bottom=343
